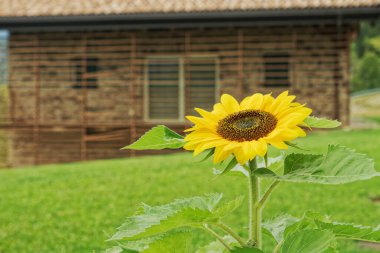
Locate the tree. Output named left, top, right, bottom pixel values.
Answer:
left=353, top=52, right=380, bottom=91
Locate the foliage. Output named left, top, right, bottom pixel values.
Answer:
left=0, top=129, right=380, bottom=253
left=280, top=229, right=336, bottom=253
left=107, top=194, right=243, bottom=252
left=353, top=52, right=380, bottom=91
left=256, top=145, right=377, bottom=184
left=303, top=116, right=341, bottom=129
left=196, top=236, right=238, bottom=253
left=355, top=22, right=380, bottom=58
left=113, top=114, right=380, bottom=253
left=351, top=21, right=380, bottom=92
left=263, top=211, right=380, bottom=252
left=122, top=125, right=184, bottom=150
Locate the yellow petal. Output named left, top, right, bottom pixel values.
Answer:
left=183, top=142, right=198, bottom=150
left=243, top=142, right=256, bottom=161
left=271, top=94, right=296, bottom=116
left=223, top=141, right=241, bottom=151
left=293, top=126, right=307, bottom=137
left=260, top=93, right=275, bottom=111
left=220, top=94, right=240, bottom=114
left=240, top=93, right=264, bottom=110
left=277, top=110, right=312, bottom=127
left=185, top=130, right=219, bottom=141
left=253, top=139, right=268, bottom=157
left=213, top=146, right=231, bottom=163
left=212, top=103, right=228, bottom=118
left=234, top=147, right=248, bottom=164
left=194, top=108, right=221, bottom=122
left=265, top=128, right=299, bottom=141
left=268, top=140, right=288, bottom=150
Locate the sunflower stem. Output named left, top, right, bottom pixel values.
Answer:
left=203, top=224, right=232, bottom=250
left=264, top=153, right=268, bottom=168
left=258, top=180, right=280, bottom=210
left=248, top=158, right=262, bottom=249
left=216, top=222, right=247, bottom=247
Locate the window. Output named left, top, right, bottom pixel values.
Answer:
left=147, top=58, right=181, bottom=120
left=145, top=56, right=218, bottom=121
left=263, top=52, right=290, bottom=87
left=72, top=57, right=99, bottom=89
left=186, top=57, right=217, bottom=115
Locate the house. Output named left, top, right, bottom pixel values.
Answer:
left=0, top=1, right=379, bottom=167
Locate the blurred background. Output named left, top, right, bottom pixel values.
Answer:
left=0, top=1, right=379, bottom=253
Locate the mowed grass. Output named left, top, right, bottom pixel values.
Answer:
left=0, top=129, right=380, bottom=253
left=0, top=85, right=8, bottom=167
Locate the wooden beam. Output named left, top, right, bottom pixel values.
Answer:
left=33, top=34, right=40, bottom=165
left=129, top=32, right=137, bottom=157
left=237, top=29, right=244, bottom=99
left=81, top=34, right=88, bottom=161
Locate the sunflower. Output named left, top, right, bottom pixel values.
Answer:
left=184, top=91, right=312, bottom=164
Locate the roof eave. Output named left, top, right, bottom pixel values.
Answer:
left=0, top=7, right=379, bottom=31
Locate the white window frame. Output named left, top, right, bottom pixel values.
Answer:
left=144, top=55, right=220, bottom=123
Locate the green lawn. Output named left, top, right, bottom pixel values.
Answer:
left=351, top=91, right=380, bottom=128
left=0, top=129, right=380, bottom=253
left=0, top=85, right=8, bottom=167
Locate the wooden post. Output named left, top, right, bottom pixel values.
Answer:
left=238, top=29, right=244, bottom=99
left=291, top=27, right=297, bottom=89
left=184, top=31, right=191, bottom=131
left=129, top=33, right=137, bottom=157
left=335, top=16, right=342, bottom=122
left=33, top=35, right=40, bottom=165
left=81, top=34, right=88, bottom=161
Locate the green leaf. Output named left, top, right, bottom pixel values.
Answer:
left=263, top=214, right=299, bottom=243
left=280, top=229, right=336, bottom=253
left=304, top=116, right=341, bottom=128
left=288, top=211, right=380, bottom=243
left=256, top=151, right=286, bottom=168
left=256, top=145, right=379, bottom=184
left=213, top=196, right=244, bottom=217
left=316, top=220, right=380, bottom=243
left=141, top=231, right=193, bottom=253
left=116, top=236, right=160, bottom=252
left=122, top=125, right=184, bottom=150
left=109, top=194, right=241, bottom=242
left=230, top=247, right=264, bottom=252
left=284, top=141, right=309, bottom=151
left=104, top=246, right=127, bottom=253
left=195, top=149, right=214, bottom=162
left=264, top=211, right=380, bottom=250
left=282, top=212, right=329, bottom=239
left=213, top=157, right=238, bottom=176
left=196, top=235, right=238, bottom=253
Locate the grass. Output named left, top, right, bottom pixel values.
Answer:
left=351, top=91, right=380, bottom=128
left=0, top=85, right=8, bottom=167
left=0, top=129, right=380, bottom=253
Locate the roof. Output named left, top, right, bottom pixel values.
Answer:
left=0, top=0, right=379, bottom=17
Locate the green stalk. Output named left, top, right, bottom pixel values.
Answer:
left=203, top=224, right=231, bottom=250
left=272, top=239, right=284, bottom=253
left=248, top=158, right=262, bottom=248
left=258, top=181, right=280, bottom=210
left=216, top=222, right=246, bottom=247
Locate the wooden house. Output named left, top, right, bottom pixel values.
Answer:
left=0, top=0, right=379, bottom=166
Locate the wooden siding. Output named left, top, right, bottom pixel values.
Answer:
left=0, top=25, right=353, bottom=167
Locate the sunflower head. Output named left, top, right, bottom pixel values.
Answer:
left=184, top=91, right=312, bottom=165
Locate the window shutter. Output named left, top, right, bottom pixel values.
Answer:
left=186, top=57, right=217, bottom=114
left=263, top=52, right=290, bottom=87
left=72, top=57, right=99, bottom=89
left=147, top=58, right=180, bottom=120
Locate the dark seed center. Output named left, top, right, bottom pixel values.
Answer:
left=217, top=110, right=277, bottom=142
